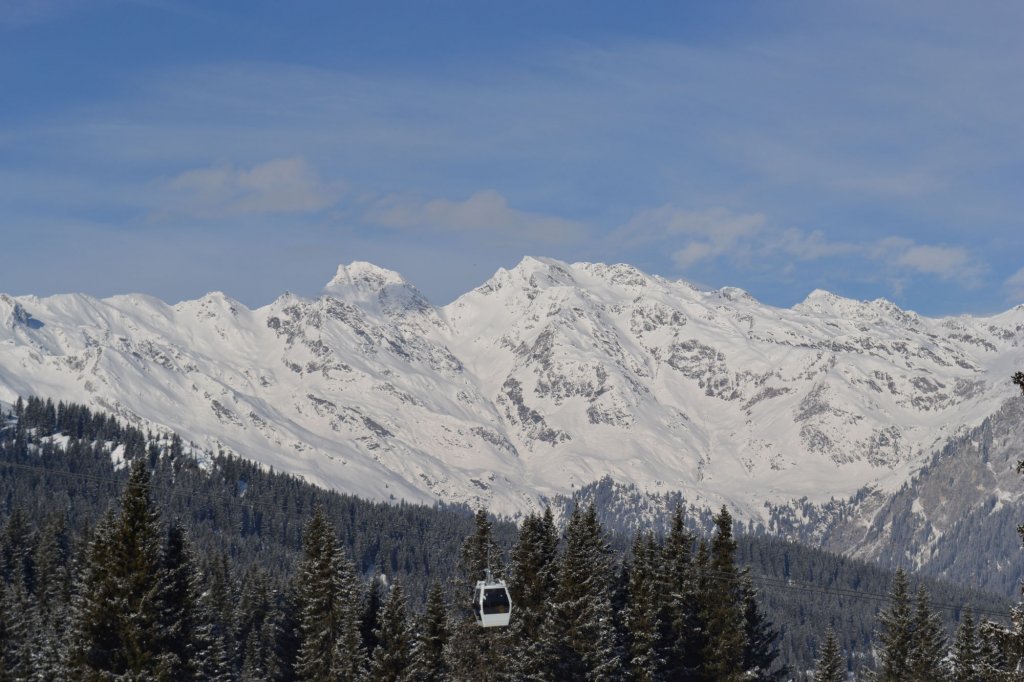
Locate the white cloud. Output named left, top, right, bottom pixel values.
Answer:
left=621, top=206, right=765, bottom=269
left=873, top=237, right=985, bottom=286
left=1004, top=267, right=1024, bottom=303
left=895, top=244, right=972, bottom=276
left=775, top=228, right=860, bottom=261
left=166, top=157, right=343, bottom=218
left=365, top=190, right=585, bottom=243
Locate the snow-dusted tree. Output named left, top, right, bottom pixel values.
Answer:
left=408, top=582, right=449, bottom=682
left=660, top=505, right=702, bottom=678
left=508, top=508, right=558, bottom=646
left=534, top=502, right=623, bottom=681
left=873, top=568, right=914, bottom=682
left=68, top=459, right=166, bottom=678
left=699, top=506, right=747, bottom=682
left=741, top=577, right=785, bottom=681
left=908, top=583, right=948, bottom=681
left=622, top=531, right=662, bottom=682
left=368, top=580, right=412, bottom=682
left=153, top=522, right=201, bottom=681
left=295, top=506, right=366, bottom=682
left=814, top=627, right=846, bottom=682
left=195, top=552, right=238, bottom=682
left=951, top=609, right=981, bottom=682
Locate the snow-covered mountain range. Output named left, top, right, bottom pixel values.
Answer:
left=2, top=257, right=1023, bottom=533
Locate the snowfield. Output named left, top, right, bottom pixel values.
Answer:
left=2, top=257, right=1023, bottom=523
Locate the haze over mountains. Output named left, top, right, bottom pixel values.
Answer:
left=3, top=255, right=1023, bottom=549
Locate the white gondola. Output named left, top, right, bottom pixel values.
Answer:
left=473, top=569, right=512, bottom=627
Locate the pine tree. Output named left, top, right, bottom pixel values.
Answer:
left=699, top=506, right=746, bottom=682
left=814, top=627, right=846, bottom=682
left=0, top=577, right=41, bottom=680
left=508, top=509, right=558, bottom=647
left=660, top=505, right=702, bottom=678
left=68, top=459, right=166, bottom=678
left=408, top=582, right=449, bottom=682
left=622, top=531, right=662, bottom=682
left=908, top=583, right=948, bottom=682
left=368, top=580, right=412, bottom=682
left=951, top=609, right=981, bottom=682
left=154, top=522, right=201, bottom=681
left=741, top=577, right=785, bottom=681
left=295, top=506, right=365, bottom=682
left=33, top=513, right=71, bottom=618
left=977, top=618, right=1010, bottom=680
left=195, top=552, right=238, bottom=681
left=874, top=568, right=914, bottom=682
left=361, top=575, right=384, bottom=664
left=534, top=503, right=623, bottom=681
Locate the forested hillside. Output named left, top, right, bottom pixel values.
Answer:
left=0, top=396, right=1020, bottom=679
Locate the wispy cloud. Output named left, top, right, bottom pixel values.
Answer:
left=365, top=190, right=586, bottom=243
left=618, top=206, right=765, bottom=268
left=161, top=157, right=343, bottom=218
left=1003, top=268, right=1024, bottom=303
left=619, top=204, right=988, bottom=293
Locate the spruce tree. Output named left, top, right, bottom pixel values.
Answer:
left=908, top=583, right=948, bottom=682
left=622, top=531, right=662, bottom=682
left=154, top=522, right=201, bottom=681
left=874, top=568, right=914, bottom=682
left=368, top=580, right=412, bottom=682
left=814, top=627, right=846, bottom=682
left=361, top=576, right=384, bottom=663
left=508, top=509, right=558, bottom=647
left=951, top=609, right=980, bottom=682
left=660, top=505, right=702, bottom=678
left=534, top=503, right=622, bottom=681
left=68, top=459, right=166, bottom=678
left=295, top=506, right=365, bottom=682
left=195, top=552, right=238, bottom=682
left=408, top=582, right=449, bottom=682
left=741, top=577, right=785, bottom=681
left=700, top=506, right=746, bottom=682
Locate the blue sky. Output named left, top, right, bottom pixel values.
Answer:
left=2, top=1, right=1023, bottom=316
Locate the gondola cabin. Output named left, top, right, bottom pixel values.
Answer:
left=473, top=576, right=512, bottom=627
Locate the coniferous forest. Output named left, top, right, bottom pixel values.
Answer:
left=1, top=395, right=1023, bottom=680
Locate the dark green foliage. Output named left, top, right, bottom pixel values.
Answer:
left=741, top=578, right=786, bottom=681
left=154, top=522, right=201, bottom=680
left=68, top=459, right=166, bottom=678
left=660, top=505, right=703, bottom=678
left=361, top=575, right=384, bottom=662
left=908, top=583, right=948, bottom=681
left=951, top=609, right=980, bottom=682
left=535, top=503, right=623, bottom=681
left=295, top=506, right=365, bottom=681
left=814, top=627, right=845, bottom=682
left=368, top=580, right=412, bottom=682
left=622, top=531, right=662, bottom=681
left=874, top=568, right=915, bottom=681
left=408, top=582, right=449, bottom=682
left=0, top=395, right=1016, bottom=679
left=444, top=507, right=509, bottom=681
left=700, top=506, right=748, bottom=681
left=508, top=507, right=558, bottom=646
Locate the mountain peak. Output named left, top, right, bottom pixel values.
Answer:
left=323, top=261, right=433, bottom=316
left=324, top=261, right=409, bottom=293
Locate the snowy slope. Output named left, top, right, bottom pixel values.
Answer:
left=1, top=258, right=1023, bottom=522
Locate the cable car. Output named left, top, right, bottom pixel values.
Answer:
left=473, top=569, right=512, bottom=627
